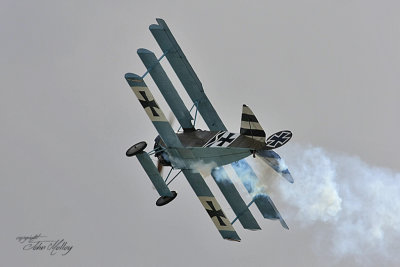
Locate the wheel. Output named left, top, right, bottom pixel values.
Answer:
left=156, top=191, right=177, bottom=206
left=126, top=141, right=147, bottom=157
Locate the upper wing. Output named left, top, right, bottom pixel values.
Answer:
left=124, top=73, right=183, bottom=148
left=181, top=169, right=241, bottom=241
left=149, top=18, right=227, bottom=131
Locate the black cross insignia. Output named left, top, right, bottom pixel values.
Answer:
left=267, top=132, right=290, bottom=148
left=216, top=133, right=236, bottom=146
left=205, top=131, right=225, bottom=147
left=139, top=91, right=159, bottom=117
left=206, top=201, right=226, bottom=226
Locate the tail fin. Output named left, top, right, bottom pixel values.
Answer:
left=240, top=105, right=266, bottom=143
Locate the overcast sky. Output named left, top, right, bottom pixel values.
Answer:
left=1, top=0, right=399, bottom=266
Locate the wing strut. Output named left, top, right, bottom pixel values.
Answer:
left=231, top=198, right=256, bottom=225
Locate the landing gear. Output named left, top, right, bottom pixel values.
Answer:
left=156, top=191, right=177, bottom=206
left=126, top=141, right=147, bottom=157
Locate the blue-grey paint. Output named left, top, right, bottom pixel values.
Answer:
left=257, top=150, right=294, bottom=183
left=211, top=167, right=261, bottom=230
left=149, top=18, right=227, bottom=131
left=231, top=159, right=289, bottom=229
left=137, top=48, right=194, bottom=131
left=124, top=73, right=183, bottom=149
left=182, top=169, right=241, bottom=241
left=136, top=152, right=173, bottom=197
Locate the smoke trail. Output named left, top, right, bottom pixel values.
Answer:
left=263, top=144, right=400, bottom=265
left=231, top=159, right=268, bottom=197
left=171, top=143, right=399, bottom=264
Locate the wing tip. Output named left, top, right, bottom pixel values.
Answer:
left=149, top=24, right=163, bottom=31
left=124, top=72, right=141, bottom=79
left=137, top=48, right=153, bottom=54
left=225, top=237, right=241, bottom=242
left=124, top=73, right=145, bottom=87
left=156, top=18, right=166, bottom=26
left=220, top=230, right=241, bottom=242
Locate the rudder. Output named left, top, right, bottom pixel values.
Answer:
left=240, top=104, right=266, bottom=143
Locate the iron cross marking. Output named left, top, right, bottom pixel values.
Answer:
left=206, top=201, right=226, bottom=226
left=216, top=133, right=236, bottom=146
left=204, top=131, right=225, bottom=147
left=139, top=91, right=159, bottom=117
left=267, top=132, right=290, bottom=148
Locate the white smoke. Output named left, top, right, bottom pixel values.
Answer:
left=270, top=144, right=400, bottom=265
left=171, top=143, right=400, bottom=264
left=189, top=160, right=217, bottom=177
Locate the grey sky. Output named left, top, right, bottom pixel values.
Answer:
left=1, top=0, right=399, bottom=266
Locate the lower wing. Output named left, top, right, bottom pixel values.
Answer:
left=181, top=169, right=241, bottom=241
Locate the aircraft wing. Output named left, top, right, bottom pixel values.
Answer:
left=231, top=159, right=289, bottom=229
left=181, top=169, right=241, bottom=241
left=211, top=167, right=261, bottom=230
left=137, top=48, right=195, bottom=132
left=149, top=18, right=227, bottom=131
left=125, top=73, right=183, bottom=148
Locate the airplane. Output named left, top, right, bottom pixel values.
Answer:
left=124, top=18, right=294, bottom=242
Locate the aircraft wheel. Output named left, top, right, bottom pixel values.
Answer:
left=126, top=141, right=147, bottom=157
left=156, top=191, right=177, bottom=206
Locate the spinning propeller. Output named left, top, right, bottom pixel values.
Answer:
left=156, top=112, right=176, bottom=174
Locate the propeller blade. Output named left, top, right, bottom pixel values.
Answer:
left=157, top=159, right=163, bottom=173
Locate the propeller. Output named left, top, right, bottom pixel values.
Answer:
left=156, top=111, right=176, bottom=175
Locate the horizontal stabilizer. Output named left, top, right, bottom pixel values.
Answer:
left=257, top=150, right=294, bottom=183
left=265, top=130, right=292, bottom=150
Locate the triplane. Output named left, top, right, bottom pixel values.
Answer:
left=124, top=19, right=293, bottom=241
